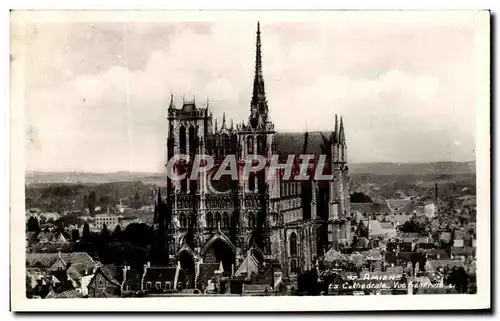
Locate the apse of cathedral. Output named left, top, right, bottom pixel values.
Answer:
left=153, top=22, right=351, bottom=282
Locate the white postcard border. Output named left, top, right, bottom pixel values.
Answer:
left=10, top=10, right=491, bottom=312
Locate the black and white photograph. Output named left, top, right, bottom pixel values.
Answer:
left=9, top=10, right=490, bottom=311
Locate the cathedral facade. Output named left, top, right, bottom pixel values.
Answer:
left=154, top=22, right=351, bottom=282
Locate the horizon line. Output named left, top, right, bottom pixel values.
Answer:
left=25, top=160, right=476, bottom=175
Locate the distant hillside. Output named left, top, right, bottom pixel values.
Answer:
left=25, top=171, right=166, bottom=186
left=26, top=160, right=475, bottom=185
left=348, top=161, right=476, bottom=176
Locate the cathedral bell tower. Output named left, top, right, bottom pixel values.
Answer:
left=328, top=114, right=351, bottom=248
left=249, top=22, right=269, bottom=130
left=235, top=22, right=277, bottom=258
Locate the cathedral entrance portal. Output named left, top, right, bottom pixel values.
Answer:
left=178, top=248, right=195, bottom=288
left=202, top=236, right=236, bottom=276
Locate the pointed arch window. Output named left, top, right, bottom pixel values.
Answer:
left=206, top=213, right=214, bottom=228
left=215, top=212, right=221, bottom=228
left=222, top=133, right=230, bottom=152
left=180, top=177, right=187, bottom=193
left=290, top=259, right=297, bottom=274
left=180, top=214, right=187, bottom=228
left=189, top=126, right=196, bottom=155
left=189, top=175, right=197, bottom=194
left=223, top=213, right=230, bottom=229
left=249, top=173, right=255, bottom=192
left=289, top=232, right=297, bottom=256
left=247, top=136, right=254, bottom=154
left=248, top=213, right=256, bottom=229
left=257, top=135, right=266, bottom=155
left=179, top=125, right=187, bottom=153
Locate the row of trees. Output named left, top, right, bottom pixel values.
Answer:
left=74, top=222, right=157, bottom=267
left=26, top=181, right=156, bottom=213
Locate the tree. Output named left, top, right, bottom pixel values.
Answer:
left=54, top=218, right=65, bottom=233
left=112, top=225, right=122, bottom=242
left=401, top=219, right=425, bottom=234
left=82, top=194, right=88, bottom=213
left=99, top=195, right=111, bottom=205
left=123, top=223, right=152, bottom=246
left=26, top=275, right=35, bottom=299
left=88, top=190, right=96, bottom=215
left=71, top=229, right=80, bottom=242
left=101, top=224, right=110, bottom=241
left=446, top=267, right=469, bottom=293
left=27, top=216, right=40, bottom=232
left=132, top=192, right=142, bottom=209
left=82, top=222, right=91, bottom=241
left=467, top=282, right=477, bottom=294
left=350, top=192, right=373, bottom=203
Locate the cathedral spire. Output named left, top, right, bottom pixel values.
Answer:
left=222, top=112, right=226, bottom=129
left=250, top=21, right=268, bottom=127
left=255, top=22, right=263, bottom=82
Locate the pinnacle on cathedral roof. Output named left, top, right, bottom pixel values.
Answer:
left=168, top=93, right=175, bottom=110
left=333, top=114, right=339, bottom=144
left=339, top=116, right=346, bottom=145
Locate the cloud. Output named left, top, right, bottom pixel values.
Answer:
left=21, top=19, right=478, bottom=172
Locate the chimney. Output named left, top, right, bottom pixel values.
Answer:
left=218, top=261, right=224, bottom=273
left=174, top=261, right=181, bottom=290
left=121, top=265, right=128, bottom=291
left=141, top=264, right=149, bottom=292
left=434, top=182, right=438, bottom=201
left=195, top=260, right=201, bottom=287
left=214, top=261, right=224, bottom=281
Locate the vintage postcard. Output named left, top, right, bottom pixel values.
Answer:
left=10, top=10, right=490, bottom=311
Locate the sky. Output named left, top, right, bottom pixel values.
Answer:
left=14, top=12, right=482, bottom=173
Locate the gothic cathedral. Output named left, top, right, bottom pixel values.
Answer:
left=154, top=22, right=351, bottom=283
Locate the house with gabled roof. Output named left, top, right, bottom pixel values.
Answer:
left=195, top=262, right=220, bottom=292
left=87, top=264, right=121, bottom=298
left=234, top=250, right=260, bottom=279
left=116, top=264, right=142, bottom=294
left=141, top=261, right=189, bottom=294
left=323, top=247, right=349, bottom=267
left=55, top=289, right=81, bottom=298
